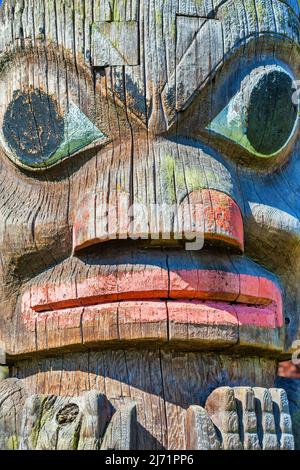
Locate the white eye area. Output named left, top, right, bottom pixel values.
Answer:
left=207, top=66, right=299, bottom=158
left=0, top=88, right=108, bottom=170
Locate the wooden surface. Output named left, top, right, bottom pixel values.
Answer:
left=275, top=375, right=300, bottom=450
left=0, top=0, right=300, bottom=450
left=0, top=0, right=299, bottom=358
left=0, top=352, right=294, bottom=450
left=9, top=351, right=279, bottom=449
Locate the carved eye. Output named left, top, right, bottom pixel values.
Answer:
left=207, top=67, right=298, bottom=158
left=1, top=89, right=107, bottom=170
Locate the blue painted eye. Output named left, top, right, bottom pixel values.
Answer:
left=207, top=67, right=298, bottom=158
left=1, top=89, right=108, bottom=170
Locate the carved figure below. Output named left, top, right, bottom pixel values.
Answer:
left=0, top=0, right=300, bottom=450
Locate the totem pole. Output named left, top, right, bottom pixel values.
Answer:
left=0, top=0, right=300, bottom=450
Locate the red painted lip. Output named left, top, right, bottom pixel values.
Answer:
left=22, top=267, right=283, bottom=329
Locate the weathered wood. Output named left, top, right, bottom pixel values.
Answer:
left=186, top=406, right=221, bottom=450
left=92, top=21, right=140, bottom=66
left=0, top=378, right=28, bottom=450
left=19, top=391, right=137, bottom=450
left=0, top=372, right=294, bottom=450
left=275, top=376, right=300, bottom=450
left=8, top=351, right=279, bottom=449
left=0, top=0, right=300, bottom=450
left=187, top=386, right=294, bottom=450
left=0, top=377, right=137, bottom=450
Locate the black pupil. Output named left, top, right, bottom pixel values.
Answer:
left=247, top=70, right=298, bottom=155
left=3, top=89, right=64, bottom=166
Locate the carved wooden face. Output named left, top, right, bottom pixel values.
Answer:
left=0, top=0, right=299, bottom=360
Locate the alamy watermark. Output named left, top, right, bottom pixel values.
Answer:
left=93, top=195, right=205, bottom=251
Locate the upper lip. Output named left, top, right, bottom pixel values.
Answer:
left=21, top=249, right=283, bottom=327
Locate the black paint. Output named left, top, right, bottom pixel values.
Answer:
left=3, top=89, right=64, bottom=166
left=247, top=70, right=298, bottom=155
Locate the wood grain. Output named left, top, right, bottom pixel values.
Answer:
left=0, top=0, right=300, bottom=450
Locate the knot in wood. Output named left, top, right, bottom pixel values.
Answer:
left=55, top=403, right=80, bottom=426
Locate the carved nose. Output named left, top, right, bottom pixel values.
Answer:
left=73, top=189, right=244, bottom=253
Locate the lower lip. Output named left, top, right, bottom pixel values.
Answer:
left=21, top=268, right=283, bottom=330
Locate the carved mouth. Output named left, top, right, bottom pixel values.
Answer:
left=17, top=250, right=284, bottom=356
left=22, top=264, right=283, bottom=330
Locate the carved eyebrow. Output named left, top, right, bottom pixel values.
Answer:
left=161, top=0, right=300, bottom=128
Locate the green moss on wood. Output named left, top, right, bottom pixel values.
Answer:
left=6, top=435, right=19, bottom=450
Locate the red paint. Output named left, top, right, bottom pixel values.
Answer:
left=22, top=268, right=283, bottom=329
left=233, top=303, right=278, bottom=328
left=167, top=300, right=238, bottom=326
left=181, top=189, right=244, bottom=251
left=22, top=299, right=279, bottom=339
left=73, top=189, right=244, bottom=252
left=168, top=300, right=277, bottom=328
left=169, top=269, right=240, bottom=301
